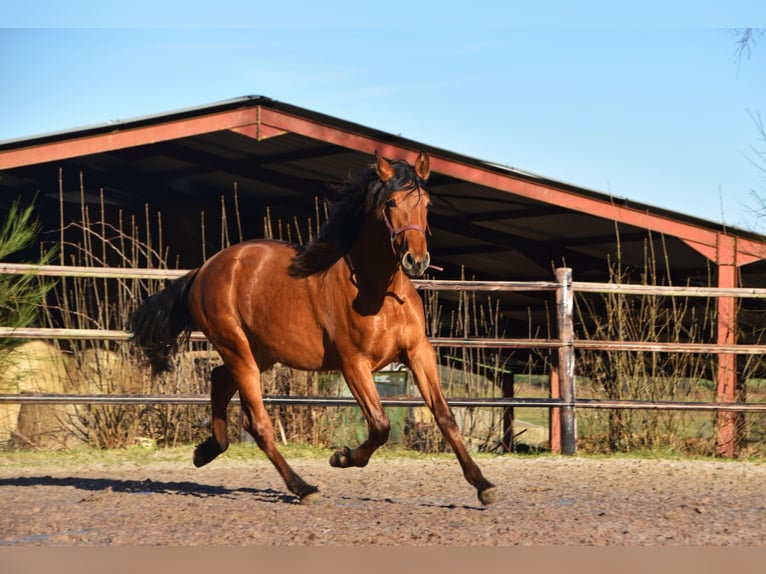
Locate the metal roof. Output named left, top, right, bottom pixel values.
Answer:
left=3, top=95, right=766, bottom=337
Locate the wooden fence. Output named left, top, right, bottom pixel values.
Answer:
left=2, top=263, right=766, bottom=456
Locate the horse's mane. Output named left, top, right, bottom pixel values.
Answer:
left=289, top=159, right=423, bottom=277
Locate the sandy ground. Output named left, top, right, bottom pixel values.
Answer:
left=0, top=450, right=764, bottom=546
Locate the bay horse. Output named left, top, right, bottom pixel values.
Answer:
left=130, top=152, right=497, bottom=505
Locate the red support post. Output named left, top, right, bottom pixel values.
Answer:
left=716, top=235, right=739, bottom=457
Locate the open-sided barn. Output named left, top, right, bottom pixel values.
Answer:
left=2, top=96, right=766, bottom=455
left=4, top=97, right=766, bottom=283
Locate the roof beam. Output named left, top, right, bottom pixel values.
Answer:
left=0, top=108, right=263, bottom=169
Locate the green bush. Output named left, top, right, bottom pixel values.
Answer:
left=0, top=198, right=57, bottom=352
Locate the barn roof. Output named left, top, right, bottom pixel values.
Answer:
left=2, top=95, right=766, bottom=318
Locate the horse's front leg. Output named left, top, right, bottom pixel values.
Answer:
left=406, top=340, right=498, bottom=505
left=330, top=361, right=390, bottom=468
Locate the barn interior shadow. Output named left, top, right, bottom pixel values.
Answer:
left=0, top=475, right=297, bottom=504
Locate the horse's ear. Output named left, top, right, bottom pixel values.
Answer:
left=375, top=151, right=395, bottom=183
left=414, top=152, right=430, bottom=181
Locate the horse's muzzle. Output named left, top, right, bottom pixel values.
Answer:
left=401, top=251, right=431, bottom=278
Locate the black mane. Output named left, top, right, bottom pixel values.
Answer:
left=288, top=159, right=424, bottom=277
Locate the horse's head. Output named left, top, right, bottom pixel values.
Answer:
left=374, top=151, right=432, bottom=278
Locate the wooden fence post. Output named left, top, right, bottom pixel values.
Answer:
left=555, top=267, right=576, bottom=455
left=501, top=372, right=514, bottom=452
left=549, top=369, right=561, bottom=453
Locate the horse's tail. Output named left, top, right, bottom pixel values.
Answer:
left=129, top=269, right=199, bottom=376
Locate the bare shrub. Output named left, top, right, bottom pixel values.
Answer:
left=32, top=174, right=214, bottom=449
left=575, top=231, right=721, bottom=454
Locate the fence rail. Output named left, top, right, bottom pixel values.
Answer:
left=1, top=393, right=765, bottom=412
left=3, top=327, right=766, bottom=355
left=3, top=263, right=766, bottom=454
left=8, top=262, right=766, bottom=297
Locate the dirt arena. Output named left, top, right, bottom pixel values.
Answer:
left=0, top=448, right=764, bottom=546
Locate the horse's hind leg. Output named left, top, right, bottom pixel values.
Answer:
left=194, top=365, right=237, bottom=467
left=221, top=350, right=320, bottom=504
left=240, top=381, right=320, bottom=503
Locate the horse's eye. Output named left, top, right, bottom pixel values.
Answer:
left=385, top=199, right=397, bottom=209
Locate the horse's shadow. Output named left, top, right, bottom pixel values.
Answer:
left=0, top=475, right=487, bottom=510
left=0, top=475, right=297, bottom=504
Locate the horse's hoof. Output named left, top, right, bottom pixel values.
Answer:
left=478, top=485, right=499, bottom=506
left=193, top=439, right=223, bottom=468
left=192, top=446, right=209, bottom=468
left=299, top=491, right=323, bottom=506
left=329, top=446, right=352, bottom=468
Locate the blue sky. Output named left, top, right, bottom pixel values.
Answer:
left=2, top=2, right=766, bottom=231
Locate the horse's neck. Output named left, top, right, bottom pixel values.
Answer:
left=342, top=222, right=404, bottom=312
left=345, top=248, right=398, bottom=290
